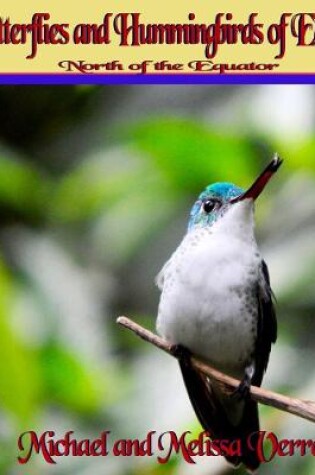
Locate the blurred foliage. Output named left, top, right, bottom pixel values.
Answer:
left=0, top=86, right=100, bottom=161
left=0, top=260, right=40, bottom=424
left=0, top=85, right=313, bottom=475
left=38, top=341, right=101, bottom=413
left=0, top=155, right=52, bottom=224
left=128, top=118, right=258, bottom=191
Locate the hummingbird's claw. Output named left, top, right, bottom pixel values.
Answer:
left=231, top=379, right=251, bottom=401
left=231, top=363, right=254, bottom=400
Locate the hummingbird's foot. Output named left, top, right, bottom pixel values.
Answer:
left=170, top=344, right=192, bottom=366
left=231, top=379, right=251, bottom=401
left=231, top=363, right=254, bottom=401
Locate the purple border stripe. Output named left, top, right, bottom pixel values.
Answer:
left=0, top=74, right=315, bottom=84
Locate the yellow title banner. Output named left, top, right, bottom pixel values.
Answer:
left=0, top=0, right=315, bottom=74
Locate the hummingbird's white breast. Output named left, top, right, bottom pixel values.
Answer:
left=156, top=200, right=261, bottom=377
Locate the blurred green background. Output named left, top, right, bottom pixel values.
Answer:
left=0, top=85, right=314, bottom=475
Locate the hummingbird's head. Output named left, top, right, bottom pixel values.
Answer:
left=188, top=182, right=244, bottom=231
left=188, top=155, right=283, bottom=231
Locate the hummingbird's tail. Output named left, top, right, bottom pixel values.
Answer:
left=179, top=358, right=260, bottom=473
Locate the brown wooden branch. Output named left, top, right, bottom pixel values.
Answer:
left=117, top=315, right=315, bottom=424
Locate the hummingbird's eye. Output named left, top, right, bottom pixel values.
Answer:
left=203, top=199, right=217, bottom=213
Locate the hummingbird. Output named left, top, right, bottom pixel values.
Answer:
left=156, top=156, right=282, bottom=473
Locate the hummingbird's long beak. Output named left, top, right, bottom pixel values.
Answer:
left=231, top=154, right=283, bottom=203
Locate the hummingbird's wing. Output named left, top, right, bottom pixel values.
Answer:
left=179, top=356, right=260, bottom=471
left=178, top=260, right=277, bottom=473
left=252, top=260, right=277, bottom=387
left=178, top=356, right=243, bottom=467
left=155, top=256, right=173, bottom=290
